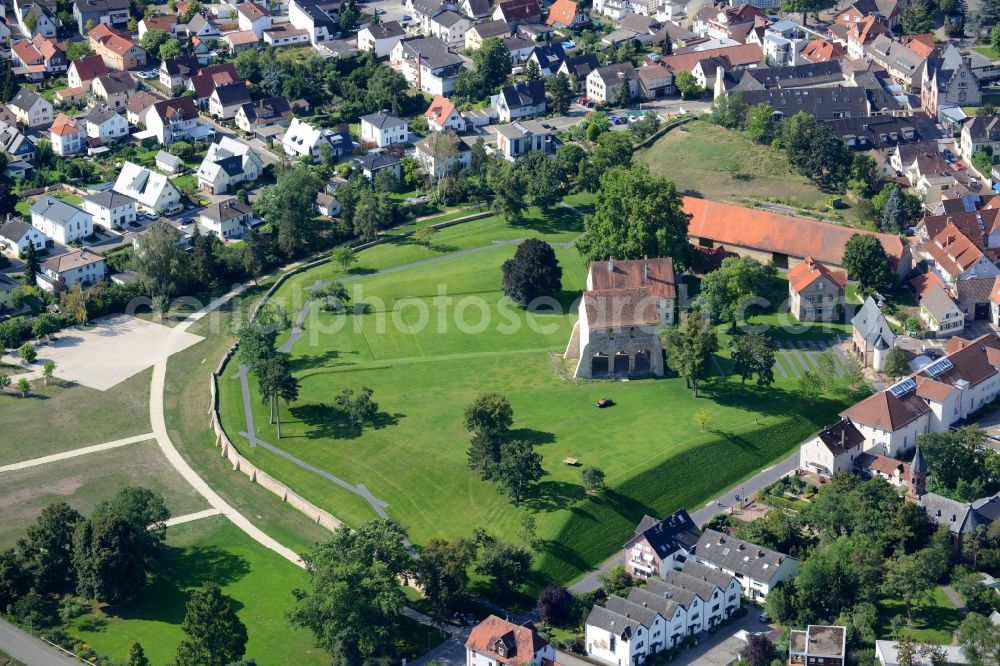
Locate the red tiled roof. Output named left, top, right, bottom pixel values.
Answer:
left=89, top=23, right=130, bottom=43
left=901, top=33, right=936, bottom=58
left=50, top=113, right=83, bottom=136
left=908, top=271, right=945, bottom=298
left=847, top=16, right=890, bottom=44
left=425, top=94, right=457, bottom=124
left=141, top=15, right=177, bottom=32
left=589, top=258, right=676, bottom=299
left=12, top=39, right=42, bottom=66
left=684, top=197, right=908, bottom=272
left=226, top=30, right=260, bottom=45
left=925, top=223, right=986, bottom=277
left=915, top=375, right=954, bottom=402
left=787, top=256, right=847, bottom=293
left=661, top=43, right=762, bottom=73
left=867, top=454, right=909, bottom=477
left=466, top=617, right=549, bottom=666
left=799, top=38, right=845, bottom=63
left=991, top=276, right=1000, bottom=306
left=71, top=54, right=109, bottom=82
left=546, top=0, right=579, bottom=26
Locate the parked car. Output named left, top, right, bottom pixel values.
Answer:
left=144, top=212, right=157, bottom=220
left=400, top=14, right=412, bottom=20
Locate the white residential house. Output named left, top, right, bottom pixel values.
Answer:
left=36, top=248, right=106, bottom=292
left=0, top=219, right=46, bottom=256
left=493, top=79, right=545, bottom=122
left=357, top=20, right=406, bottom=57
left=82, top=190, right=136, bottom=229
left=494, top=120, right=550, bottom=160
left=66, top=54, right=108, bottom=91
left=49, top=113, right=87, bottom=156
left=208, top=82, right=252, bottom=120
left=30, top=195, right=93, bottom=244
left=282, top=118, right=355, bottom=161
left=288, top=0, right=337, bottom=44
left=586, top=62, right=639, bottom=105
left=465, top=616, right=554, bottom=666
left=199, top=198, right=255, bottom=239
left=415, top=132, right=471, bottom=177
left=799, top=419, right=865, bottom=477
left=81, top=105, right=128, bottom=143
left=113, top=161, right=183, bottom=214
left=196, top=136, right=265, bottom=194
left=428, top=10, right=472, bottom=48
left=8, top=88, right=52, bottom=128
left=425, top=95, right=465, bottom=132
left=586, top=605, right=653, bottom=666
left=691, top=530, right=798, bottom=602
left=237, top=0, right=271, bottom=36
left=390, top=36, right=466, bottom=97
left=143, top=97, right=202, bottom=145
left=359, top=111, right=409, bottom=147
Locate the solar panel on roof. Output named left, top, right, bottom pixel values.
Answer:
left=963, top=195, right=979, bottom=212
left=925, top=358, right=954, bottom=378
left=888, top=378, right=916, bottom=397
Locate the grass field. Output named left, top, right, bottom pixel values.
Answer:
left=216, top=202, right=856, bottom=592
left=0, top=369, right=151, bottom=466
left=68, top=516, right=325, bottom=666
left=876, top=586, right=964, bottom=645
left=636, top=120, right=863, bottom=225
left=69, top=517, right=444, bottom=665
left=0, top=439, right=208, bottom=547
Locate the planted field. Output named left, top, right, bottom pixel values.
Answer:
left=216, top=203, right=856, bottom=590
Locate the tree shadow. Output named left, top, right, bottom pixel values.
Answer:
left=681, top=189, right=704, bottom=198
left=290, top=349, right=343, bottom=373
left=535, top=538, right=593, bottom=575
left=523, top=480, right=587, bottom=512
left=106, top=545, right=250, bottom=624
left=511, top=205, right=584, bottom=236
left=527, top=289, right=581, bottom=316
left=429, top=242, right=459, bottom=253
left=508, top=428, right=556, bottom=446
left=347, top=266, right=378, bottom=276
left=289, top=403, right=404, bottom=440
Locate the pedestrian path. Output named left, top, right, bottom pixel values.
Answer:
left=772, top=337, right=848, bottom=379
left=0, top=433, right=156, bottom=473
left=163, top=508, right=222, bottom=527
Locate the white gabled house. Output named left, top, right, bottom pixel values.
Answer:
left=198, top=198, right=255, bottom=239
left=690, top=529, right=798, bottom=602
left=237, top=0, right=272, bottom=36
left=359, top=111, right=409, bottom=147
left=196, top=136, right=264, bottom=194
left=288, top=0, right=337, bottom=44
left=0, top=218, right=46, bottom=256
left=82, top=190, right=136, bottom=229
left=113, top=161, right=183, bottom=214
left=9, top=88, right=53, bottom=128
left=358, top=20, right=406, bottom=57
left=81, top=105, right=128, bottom=143
left=36, top=248, right=106, bottom=292
left=282, top=118, right=354, bottom=162
left=30, top=195, right=93, bottom=244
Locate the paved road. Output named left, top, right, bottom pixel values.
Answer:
left=0, top=618, right=82, bottom=666
left=568, top=450, right=800, bottom=593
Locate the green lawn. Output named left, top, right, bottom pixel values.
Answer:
left=216, top=204, right=856, bottom=592
left=636, top=120, right=864, bottom=225
left=973, top=46, right=1000, bottom=61
left=0, top=439, right=208, bottom=547
left=68, top=516, right=326, bottom=666
left=877, top=586, right=964, bottom=645
left=0, top=369, right=151, bottom=466
left=163, top=302, right=336, bottom=556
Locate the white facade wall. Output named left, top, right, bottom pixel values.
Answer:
left=31, top=210, right=92, bottom=244
left=37, top=258, right=106, bottom=291
left=83, top=199, right=136, bottom=229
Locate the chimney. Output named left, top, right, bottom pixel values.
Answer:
left=608, top=257, right=614, bottom=272
left=841, top=429, right=845, bottom=446
left=643, top=263, right=649, bottom=282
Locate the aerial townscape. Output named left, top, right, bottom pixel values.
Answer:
left=7, top=0, right=1000, bottom=662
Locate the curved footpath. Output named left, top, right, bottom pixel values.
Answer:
left=151, top=285, right=305, bottom=568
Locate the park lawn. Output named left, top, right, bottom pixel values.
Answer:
left=973, top=46, right=1000, bottom=61
left=0, top=368, right=151, bottom=466
left=218, top=219, right=856, bottom=591
left=162, top=304, right=335, bottom=556
left=876, top=586, right=964, bottom=645
left=636, top=120, right=863, bottom=225
left=68, top=516, right=325, bottom=666
left=0, top=439, right=208, bottom=547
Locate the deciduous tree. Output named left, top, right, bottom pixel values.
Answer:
left=415, top=538, right=478, bottom=620
left=663, top=309, right=719, bottom=397
left=502, top=238, right=562, bottom=307
left=842, top=233, right=893, bottom=295
left=496, top=439, right=544, bottom=503
left=464, top=392, right=514, bottom=480
left=581, top=466, right=606, bottom=494
left=72, top=513, right=149, bottom=603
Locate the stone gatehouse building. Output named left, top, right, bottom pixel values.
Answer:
left=565, top=258, right=678, bottom=378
